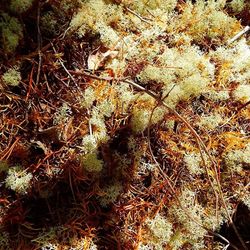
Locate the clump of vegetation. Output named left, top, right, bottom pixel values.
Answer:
left=5, top=166, right=33, bottom=195
left=0, top=13, right=23, bottom=53
left=10, top=0, right=34, bottom=13
left=2, top=66, right=21, bottom=86
left=0, top=0, right=249, bottom=249
left=0, top=161, right=9, bottom=173
left=80, top=151, right=104, bottom=172
left=141, top=213, right=173, bottom=249
left=98, top=182, right=123, bottom=207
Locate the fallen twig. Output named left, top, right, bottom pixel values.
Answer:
left=51, top=43, right=81, bottom=91
left=125, top=7, right=152, bottom=24
left=36, top=2, right=42, bottom=87
left=227, top=26, right=250, bottom=45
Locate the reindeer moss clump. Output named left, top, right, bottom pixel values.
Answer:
left=2, top=66, right=21, bottom=86
left=0, top=13, right=23, bottom=53
left=5, top=166, right=33, bottom=195
left=10, top=0, right=34, bottom=13
left=0, top=0, right=250, bottom=249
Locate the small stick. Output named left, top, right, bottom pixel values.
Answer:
left=34, top=1, right=42, bottom=89
left=227, top=26, right=250, bottom=45
left=51, top=43, right=81, bottom=91
left=125, top=7, right=152, bottom=24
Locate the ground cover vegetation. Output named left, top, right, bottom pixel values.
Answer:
left=0, top=0, right=250, bottom=249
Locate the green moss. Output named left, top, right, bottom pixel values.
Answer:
left=0, top=13, right=23, bottom=53
left=0, top=161, right=9, bottom=173
left=41, top=12, right=58, bottom=36
left=10, top=0, right=34, bottom=13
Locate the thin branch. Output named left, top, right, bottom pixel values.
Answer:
left=50, top=43, right=81, bottom=91
left=125, top=7, right=152, bottom=24
left=227, top=26, right=250, bottom=45
left=36, top=2, right=42, bottom=86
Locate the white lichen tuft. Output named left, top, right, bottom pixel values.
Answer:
left=233, top=84, right=250, bottom=103
left=145, top=213, right=173, bottom=245
left=172, top=0, right=240, bottom=44
left=168, top=188, right=208, bottom=248
left=97, top=99, right=115, bottom=118
left=81, top=87, right=96, bottom=109
left=204, top=89, right=230, bottom=102
left=99, top=182, right=123, bottom=207
left=41, top=243, right=59, bottom=250
left=82, top=134, right=97, bottom=153
left=198, top=113, right=224, bottom=130
left=183, top=152, right=204, bottom=175
left=131, top=109, right=151, bottom=133
left=89, top=110, right=109, bottom=143
left=53, top=103, right=72, bottom=125
left=242, top=193, right=250, bottom=210
left=5, top=166, right=33, bottom=194
left=223, top=143, right=250, bottom=174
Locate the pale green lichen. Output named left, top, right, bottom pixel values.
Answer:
left=2, top=66, right=21, bottom=86
left=198, top=113, right=224, bottom=130
left=168, top=188, right=217, bottom=249
left=168, top=186, right=233, bottom=249
left=229, top=0, right=245, bottom=13
left=145, top=213, right=173, bottom=247
left=172, top=0, right=241, bottom=44
left=130, top=93, right=166, bottom=133
left=183, top=152, right=204, bottom=175
left=242, top=193, right=250, bottom=210
left=123, top=0, right=177, bottom=15
left=34, top=226, right=97, bottom=250
left=99, top=182, right=123, bottom=207
left=1, top=0, right=249, bottom=249
left=80, top=151, right=103, bottom=172
left=41, top=12, right=58, bottom=36
left=97, top=99, right=115, bottom=118
left=89, top=110, right=109, bottom=143
left=224, top=143, right=250, bottom=174
left=82, top=134, right=97, bottom=153
left=210, top=39, right=250, bottom=86
left=10, top=0, right=34, bottom=13
left=81, top=87, right=96, bottom=109
left=204, top=90, right=230, bottom=102
left=53, top=103, right=72, bottom=125
left=131, top=109, right=152, bottom=133
left=0, top=13, right=23, bottom=53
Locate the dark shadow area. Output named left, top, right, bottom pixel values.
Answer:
left=218, top=203, right=250, bottom=249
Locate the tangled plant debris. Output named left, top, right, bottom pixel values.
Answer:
left=0, top=0, right=250, bottom=249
